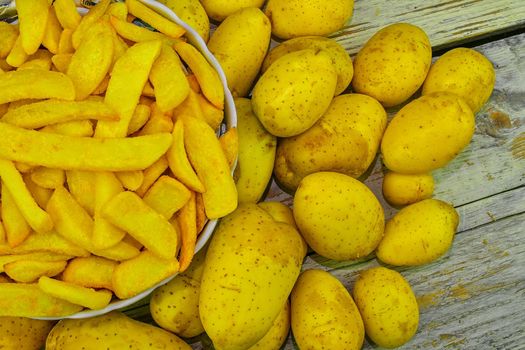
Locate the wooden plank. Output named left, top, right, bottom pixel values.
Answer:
left=332, top=0, right=525, bottom=56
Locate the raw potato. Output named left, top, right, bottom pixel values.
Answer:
left=423, top=47, right=495, bottom=113
left=200, top=0, right=265, bottom=22
left=159, top=0, right=210, bottom=42
left=248, top=300, right=290, bottom=350
left=353, top=267, right=419, bottom=348
left=252, top=49, right=337, bottom=137
left=291, top=269, right=364, bottom=350
left=0, top=317, right=54, bottom=350
left=377, top=199, right=459, bottom=266
left=265, top=0, right=354, bottom=39
left=381, top=92, right=475, bottom=174
left=207, top=7, right=271, bottom=97
left=45, top=311, right=191, bottom=350
left=382, top=172, right=434, bottom=206
left=199, top=204, right=305, bottom=350
left=262, top=36, right=354, bottom=95
left=274, top=93, right=387, bottom=192
left=352, top=23, right=432, bottom=107
left=293, top=172, right=384, bottom=261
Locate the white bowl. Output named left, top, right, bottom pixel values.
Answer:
left=33, top=0, right=236, bottom=320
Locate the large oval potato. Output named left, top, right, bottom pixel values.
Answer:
left=293, top=172, right=384, bottom=261
left=377, top=198, right=459, bottom=266
left=199, top=204, right=305, bottom=350
left=159, top=0, right=210, bottom=42
left=291, top=269, right=364, bottom=350
left=353, top=267, right=419, bottom=348
left=252, top=49, right=337, bottom=137
left=265, top=0, right=354, bottom=39
left=200, top=0, right=265, bottom=22
left=352, top=23, right=431, bottom=107
left=381, top=92, right=475, bottom=174
left=382, top=172, right=434, bottom=206
left=423, top=47, right=495, bottom=113
left=262, top=36, right=353, bottom=95
left=274, top=93, right=387, bottom=192
left=208, top=8, right=271, bottom=97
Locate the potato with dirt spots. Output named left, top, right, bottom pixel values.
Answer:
left=382, top=171, right=434, bottom=206
left=352, top=23, right=432, bottom=107
left=199, top=204, right=305, bottom=350
left=353, top=266, right=419, bottom=348
left=293, top=172, right=384, bottom=261
left=248, top=300, right=291, bottom=350
left=0, top=317, right=54, bottom=350
left=291, top=269, right=364, bottom=350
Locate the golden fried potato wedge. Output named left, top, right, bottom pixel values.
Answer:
left=176, top=191, right=197, bottom=272
left=38, top=276, right=112, bottom=310
left=62, top=256, right=117, bottom=291
left=16, top=0, right=50, bottom=55
left=5, top=36, right=28, bottom=68
left=53, top=0, right=81, bottom=30
left=128, top=103, right=151, bottom=135
left=41, top=120, right=94, bottom=137
left=135, top=157, right=169, bottom=197
left=30, top=167, right=65, bottom=189
left=1, top=181, right=31, bottom=247
left=126, top=0, right=185, bottom=38
left=0, top=22, right=17, bottom=59
left=219, top=126, right=238, bottom=170
left=0, top=230, right=89, bottom=257
left=65, top=170, right=96, bottom=216
left=143, top=175, right=191, bottom=219
left=71, top=0, right=111, bottom=49
left=4, top=259, right=67, bottom=283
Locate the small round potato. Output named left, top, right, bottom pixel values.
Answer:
left=200, top=0, right=265, bottom=22
left=352, top=23, right=431, bottom=107
left=353, top=267, right=419, bottom=348
left=265, top=0, right=354, bottom=39
left=291, top=269, right=364, bottom=350
left=423, top=47, right=495, bottom=113
left=382, top=172, right=434, bottom=206
left=293, top=172, right=384, bottom=261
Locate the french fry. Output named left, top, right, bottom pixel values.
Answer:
left=128, top=103, right=151, bottom=135
left=219, top=126, right=239, bottom=170
left=176, top=191, right=197, bottom=272
left=174, top=41, right=224, bottom=110
left=1, top=182, right=31, bottom=247
left=150, top=44, right=190, bottom=112
left=135, top=157, right=169, bottom=197
left=116, top=171, right=143, bottom=191
left=40, top=120, right=94, bottom=137
left=109, top=15, right=177, bottom=46
left=0, top=123, right=172, bottom=171
left=167, top=118, right=205, bottom=193
left=62, top=256, right=117, bottom=291
left=5, top=36, right=29, bottom=68
left=0, top=22, right=17, bottom=59
left=0, top=230, right=89, bottom=257
left=16, top=0, right=50, bottom=55
left=42, top=7, right=62, bottom=54
left=53, top=0, right=81, bottom=30
left=195, top=192, right=208, bottom=234
left=112, top=250, right=179, bottom=299
left=2, top=99, right=118, bottom=129
left=126, top=0, right=185, bottom=38
left=17, top=49, right=53, bottom=71
left=196, top=91, right=225, bottom=130
left=38, top=276, right=113, bottom=310
left=92, top=239, right=140, bottom=261
left=71, top=0, right=111, bottom=49
left=30, top=167, right=65, bottom=189
left=66, top=170, right=96, bottom=216
left=95, top=40, right=162, bottom=138
left=51, top=53, right=72, bottom=73
left=137, top=106, right=173, bottom=135
left=4, top=260, right=67, bottom=283
left=93, top=172, right=126, bottom=250
left=0, top=160, right=53, bottom=234
left=23, top=174, right=53, bottom=209
left=58, top=28, right=75, bottom=54
left=101, top=191, right=178, bottom=259
left=0, top=69, right=75, bottom=104
left=0, top=283, right=83, bottom=317
left=106, top=2, right=128, bottom=21
left=143, top=175, right=191, bottom=219
left=182, top=115, right=237, bottom=219
left=0, top=253, right=73, bottom=273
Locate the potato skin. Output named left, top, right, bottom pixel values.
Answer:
left=423, top=47, right=495, bottom=113
left=0, top=317, right=54, bottom=350
left=252, top=49, right=337, bottom=137
left=376, top=199, right=459, bottom=266
left=274, top=93, right=387, bottom=192
left=352, top=23, right=431, bottom=107
left=382, top=172, right=434, bottom=206
left=293, top=172, right=384, bottom=260
left=265, top=0, right=354, bottom=39
left=291, top=269, right=364, bottom=350
left=262, top=36, right=353, bottom=95
left=159, top=0, right=210, bottom=42
left=200, top=0, right=265, bottom=22
left=207, top=8, right=271, bottom=97
left=381, top=92, right=475, bottom=174
left=248, top=300, right=290, bottom=350
left=353, top=267, right=419, bottom=348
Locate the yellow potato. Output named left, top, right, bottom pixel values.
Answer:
left=265, top=0, right=354, bottom=39
left=291, top=269, right=364, bottom=350
left=423, top=47, right=495, bottom=113
left=377, top=199, right=459, bottom=266
left=274, top=93, right=386, bottom=192
left=382, top=172, right=434, bottom=206
left=352, top=23, right=432, bottom=107
left=381, top=92, right=475, bottom=174
left=159, top=0, right=209, bottom=42
left=353, top=267, right=419, bottom=348
left=62, top=256, right=117, bottom=291
left=262, top=36, right=353, bottom=95
left=248, top=300, right=290, bottom=350
left=16, top=0, right=50, bottom=55
left=200, top=0, right=265, bottom=21
left=0, top=316, right=53, bottom=350
left=293, top=172, right=384, bottom=260
left=4, top=259, right=67, bottom=283
left=207, top=7, right=271, bottom=97
left=252, top=49, right=337, bottom=137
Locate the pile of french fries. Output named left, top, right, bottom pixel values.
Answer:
left=0, top=0, right=238, bottom=317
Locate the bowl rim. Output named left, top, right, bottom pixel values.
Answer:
left=31, top=0, right=237, bottom=320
